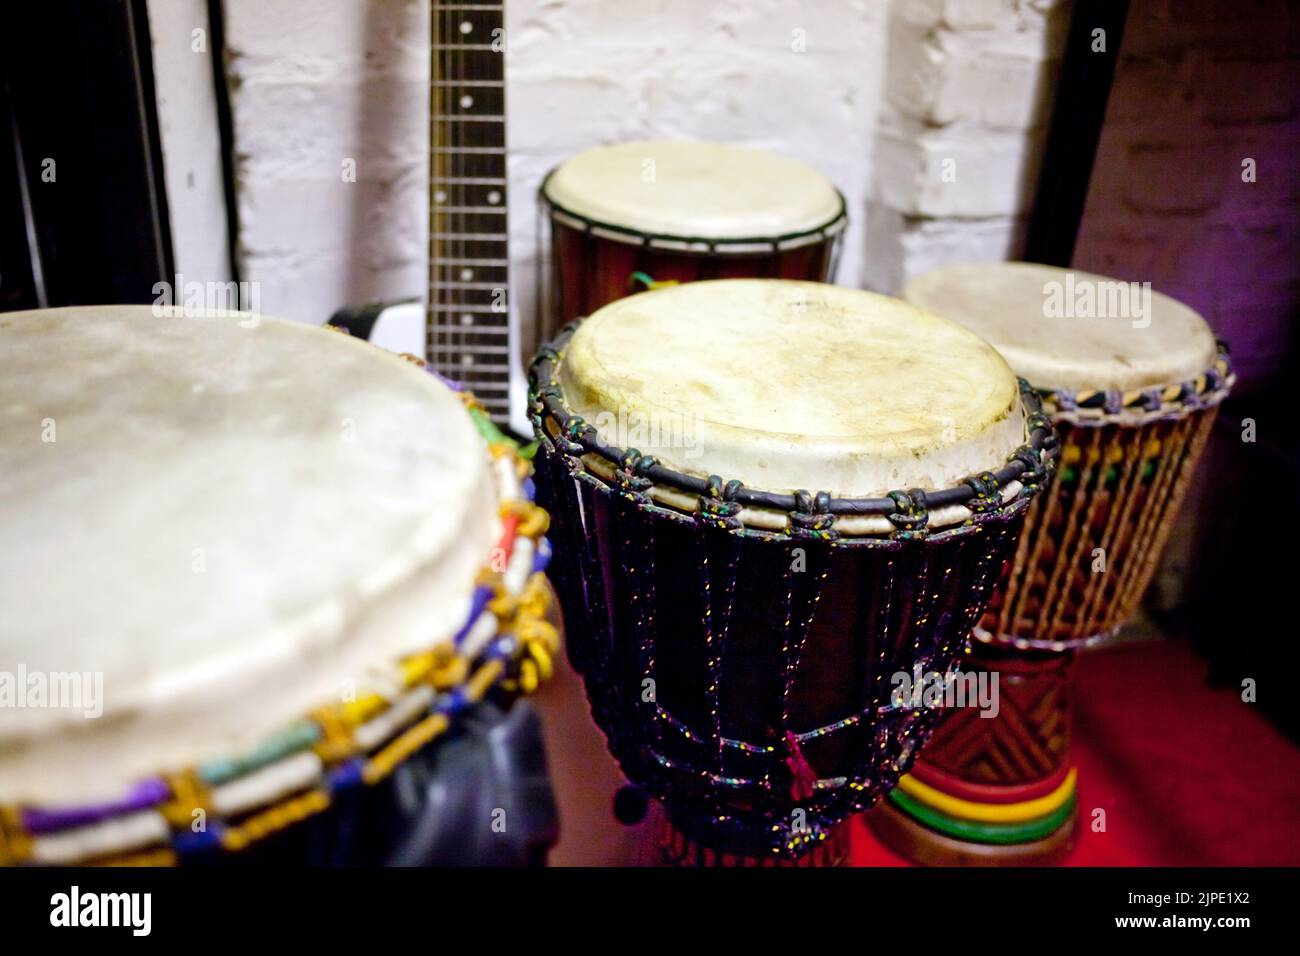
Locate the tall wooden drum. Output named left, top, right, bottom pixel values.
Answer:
left=0, top=306, right=559, bottom=866
left=537, top=140, right=846, bottom=340
left=870, top=263, right=1234, bottom=865
left=530, top=279, right=1057, bottom=863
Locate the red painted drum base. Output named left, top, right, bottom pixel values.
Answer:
left=869, top=643, right=1078, bottom=865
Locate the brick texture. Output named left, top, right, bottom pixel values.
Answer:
left=1073, top=0, right=1300, bottom=393
left=222, top=0, right=888, bottom=326
left=865, top=0, right=1069, bottom=293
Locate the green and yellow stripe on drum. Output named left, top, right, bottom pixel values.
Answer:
left=888, top=768, right=1077, bottom=845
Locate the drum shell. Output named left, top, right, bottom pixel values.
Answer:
left=982, top=405, right=1219, bottom=646
left=533, top=434, right=1031, bottom=857
left=542, top=216, right=837, bottom=340
left=911, top=643, right=1074, bottom=791
left=877, top=406, right=1217, bottom=865
left=868, top=643, right=1079, bottom=866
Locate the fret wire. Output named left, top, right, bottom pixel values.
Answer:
left=435, top=369, right=513, bottom=378
left=430, top=1, right=511, bottom=420
left=430, top=347, right=512, bottom=356
left=430, top=330, right=511, bottom=336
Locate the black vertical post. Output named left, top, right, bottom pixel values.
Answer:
left=1023, top=0, right=1130, bottom=267
left=0, top=0, right=174, bottom=308
left=207, top=0, right=241, bottom=284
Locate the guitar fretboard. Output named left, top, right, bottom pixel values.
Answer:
left=428, top=1, right=510, bottom=420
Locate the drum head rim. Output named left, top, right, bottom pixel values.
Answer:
left=1034, top=347, right=1234, bottom=427
left=539, top=170, right=849, bottom=255
left=529, top=323, right=1060, bottom=538
left=0, top=383, right=558, bottom=866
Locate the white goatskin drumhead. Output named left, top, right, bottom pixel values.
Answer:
left=0, top=307, right=497, bottom=803
left=543, top=140, right=843, bottom=240
left=557, top=280, right=1026, bottom=497
left=902, top=262, right=1219, bottom=393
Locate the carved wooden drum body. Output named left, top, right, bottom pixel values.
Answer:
left=530, top=280, right=1056, bottom=862
left=0, top=307, right=558, bottom=866
left=537, top=140, right=846, bottom=344
left=871, top=263, right=1234, bottom=865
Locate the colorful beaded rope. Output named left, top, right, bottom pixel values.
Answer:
left=0, top=370, right=556, bottom=867
left=1041, top=347, right=1234, bottom=427
left=530, top=330, right=1059, bottom=539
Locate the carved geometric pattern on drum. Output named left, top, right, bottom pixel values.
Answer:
left=916, top=672, right=1071, bottom=788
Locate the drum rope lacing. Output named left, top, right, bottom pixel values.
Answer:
left=530, top=325, right=1058, bottom=528
left=973, top=344, right=1234, bottom=654
left=1039, top=346, right=1234, bottom=427
left=530, top=327, right=1060, bottom=859
left=0, top=369, right=558, bottom=867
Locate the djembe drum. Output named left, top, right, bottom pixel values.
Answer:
left=0, top=306, right=559, bottom=866
left=870, top=262, right=1234, bottom=865
left=537, top=140, right=846, bottom=342
left=529, top=280, right=1056, bottom=863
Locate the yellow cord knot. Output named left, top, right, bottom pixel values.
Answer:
left=160, top=771, right=213, bottom=830
left=311, top=705, right=357, bottom=763
left=503, top=499, right=550, bottom=538
left=428, top=645, right=469, bottom=691
left=0, top=808, right=32, bottom=866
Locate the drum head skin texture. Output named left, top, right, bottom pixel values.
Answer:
left=0, top=307, right=497, bottom=804
left=902, top=262, right=1219, bottom=393
left=557, top=279, right=1027, bottom=497
left=542, top=140, right=843, bottom=240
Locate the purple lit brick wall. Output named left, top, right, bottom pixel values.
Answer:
left=1073, top=0, right=1299, bottom=395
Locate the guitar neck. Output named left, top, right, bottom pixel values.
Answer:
left=428, top=1, right=510, bottom=420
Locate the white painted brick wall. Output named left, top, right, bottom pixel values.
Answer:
left=865, top=0, right=1068, bottom=292
left=220, top=0, right=1060, bottom=324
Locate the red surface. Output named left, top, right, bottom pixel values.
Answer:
left=851, top=638, right=1300, bottom=866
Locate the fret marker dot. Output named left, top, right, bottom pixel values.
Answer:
left=434, top=190, right=447, bottom=204
left=460, top=268, right=474, bottom=281
left=460, top=21, right=473, bottom=34
left=461, top=314, right=473, bottom=326
left=487, top=190, right=502, bottom=205
left=462, top=354, right=474, bottom=366
left=460, top=94, right=473, bottom=109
